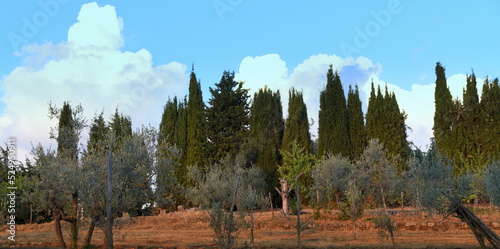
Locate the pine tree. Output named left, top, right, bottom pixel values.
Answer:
left=433, top=62, right=454, bottom=159
left=347, top=85, right=366, bottom=159
left=282, top=88, right=312, bottom=154
left=318, top=66, right=350, bottom=158
left=206, top=70, right=250, bottom=164
left=186, top=67, right=206, bottom=168
left=246, top=87, right=284, bottom=192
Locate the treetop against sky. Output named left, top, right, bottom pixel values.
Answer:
left=1, top=1, right=498, bottom=159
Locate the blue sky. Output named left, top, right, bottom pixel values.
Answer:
left=1, top=0, right=499, bottom=158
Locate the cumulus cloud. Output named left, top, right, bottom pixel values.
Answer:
left=0, top=2, right=188, bottom=159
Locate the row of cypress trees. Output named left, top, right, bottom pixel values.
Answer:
left=433, top=62, right=499, bottom=173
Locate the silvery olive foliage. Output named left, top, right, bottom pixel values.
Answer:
left=483, top=160, right=500, bottom=206
left=310, top=153, right=352, bottom=205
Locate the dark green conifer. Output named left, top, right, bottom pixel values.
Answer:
left=186, top=67, right=206, bottom=168
left=282, top=88, right=312, bottom=153
left=206, top=70, right=250, bottom=164
left=347, top=85, right=366, bottom=159
left=432, top=62, right=454, bottom=158
left=318, top=65, right=351, bottom=158
left=246, top=87, right=284, bottom=191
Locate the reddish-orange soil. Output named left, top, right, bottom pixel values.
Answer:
left=2, top=206, right=499, bottom=248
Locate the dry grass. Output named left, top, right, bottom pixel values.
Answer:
left=1, top=206, right=499, bottom=248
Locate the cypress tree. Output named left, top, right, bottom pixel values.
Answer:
left=479, top=78, right=500, bottom=160
left=461, top=73, right=480, bottom=168
left=176, top=97, right=188, bottom=167
left=206, top=70, right=250, bottom=164
left=365, top=84, right=408, bottom=170
left=159, top=97, right=178, bottom=145
left=347, top=85, right=366, bottom=159
left=186, top=67, right=206, bottom=168
left=318, top=66, right=350, bottom=158
left=87, top=112, right=108, bottom=152
left=282, top=88, right=312, bottom=153
left=385, top=90, right=408, bottom=169
left=111, top=108, right=132, bottom=139
left=366, top=82, right=377, bottom=140
left=246, top=87, right=284, bottom=191
left=57, top=102, right=78, bottom=159
left=159, top=97, right=188, bottom=185
left=433, top=62, right=454, bottom=158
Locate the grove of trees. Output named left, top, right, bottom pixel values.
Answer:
left=0, top=62, right=499, bottom=248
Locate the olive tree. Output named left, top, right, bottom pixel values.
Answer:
left=310, top=153, right=352, bottom=209
left=80, top=126, right=158, bottom=248
left=416, top=150, right=500, bottom=248
left=187, top=154, right=266, bottom=248
left=484, top=160, right=500, bottom=207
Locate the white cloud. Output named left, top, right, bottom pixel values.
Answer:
left=0, top=2, right=188, bottom=160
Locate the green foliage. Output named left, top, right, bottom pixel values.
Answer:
left=484, top=160, right=500, bottom=206
left=186, top=67, right=206, bottom=168
left=208, top=201, right=240, bottom=249
left=159, top=97, right=188, bottom=187
left=479, top=78, right=500, bottom=161
left=355, top=139, right=399, bottom=210
left=187, top=155, right=264, bottom=248
left=347, top=85, right=367, bottom=159
left=238, top=184, right=268, bottom=244
left=372, top=212, right=396, bottom=246
left=339, top=180, right=364, bottom=221
left=80, top=127, right=156, bottom=225
left=433, top=63, right=499, bottom=173
left=110, top=108, right=132, bottom=139
left=415, top=148, right=473, bottom=217
left=88, top=112, right=109, bottom=152
left=245, top=87, right=284, bottom=193
left=282, top=88, right=312, bottom=154
left=206, top=71, right=250, bottom=164
left=310, top=154, right=352, bottom=205
left=154, top=138, right=181, bottom=209
left=186, top=154, right=266, bottom=208
left=433, top=62, right=455, bottom=159
left=318, top=66, right=350, bottom=158
left=366, top=84, right=408, bottom=170
left=279, top=141, right=316, bottom=203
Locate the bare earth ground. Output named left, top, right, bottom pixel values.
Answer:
left=2, top=206, right=499, bottom=248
